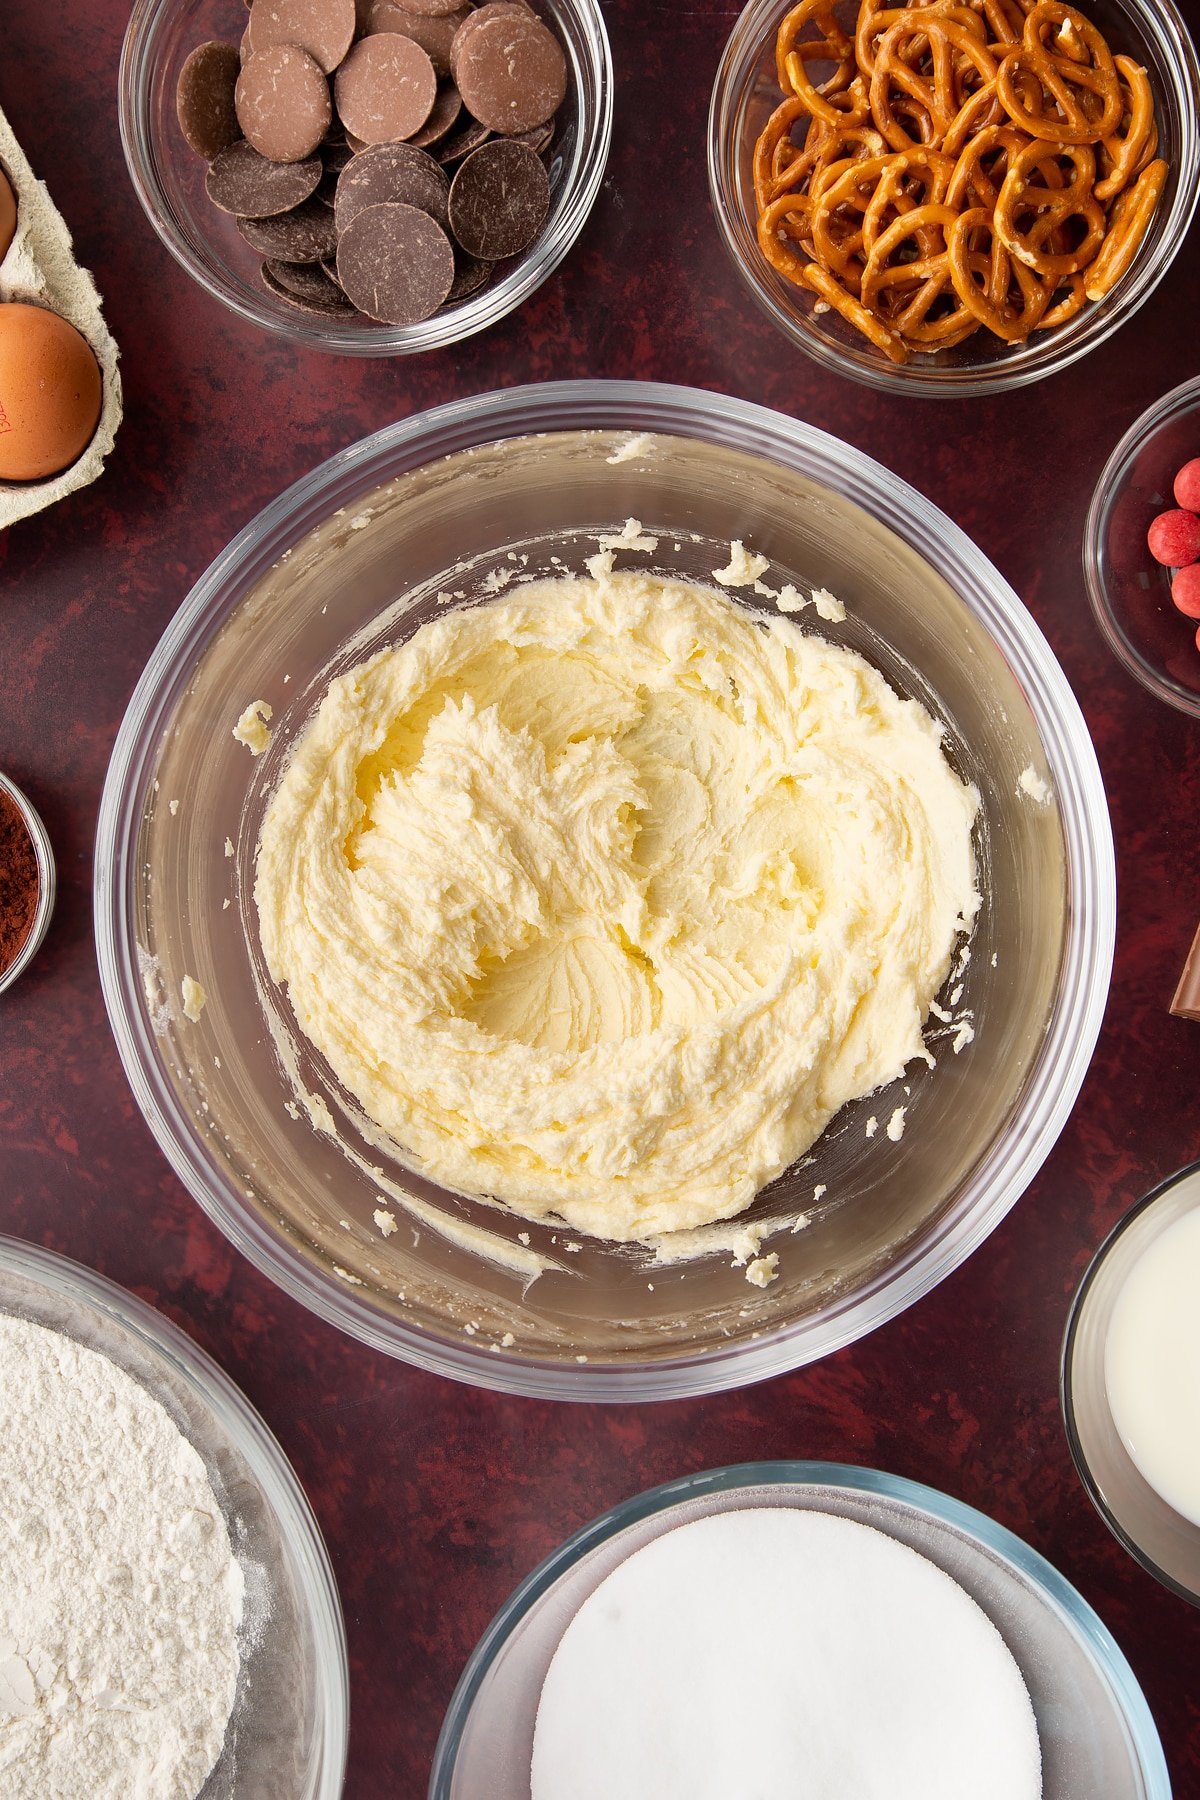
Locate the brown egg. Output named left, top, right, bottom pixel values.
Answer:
left=0, top=167, right=15, bottom=261
left=0, top=302, right=102, bottom=482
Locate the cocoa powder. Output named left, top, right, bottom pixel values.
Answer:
left=0, top=786, right=39, bottom=974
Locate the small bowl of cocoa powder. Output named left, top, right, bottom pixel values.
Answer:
left=0, top=772, right=54, bottom=995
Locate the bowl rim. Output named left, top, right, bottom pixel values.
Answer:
left=94, top=378, right=1116, bottom=1402
left=0, top=1231, right=351, bottom=1797
left=428, top=1458, right=1171, bottom=1799
left=706, top=0, right=1200, bottom=397
left=1060, top=1153, right=1200, bottom=1610
left=0, top=770, right=56, bottom=997
left=117, top=0, right=613, bottom=357
left=1082, top=374, right=1200, bottom=718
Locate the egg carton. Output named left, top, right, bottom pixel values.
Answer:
left=0, top=103, right=122, bottom=530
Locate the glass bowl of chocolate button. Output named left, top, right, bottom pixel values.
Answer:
left=119, top=0, right=612, bottom=353
left=95, top=381, right=1115, bottom=1401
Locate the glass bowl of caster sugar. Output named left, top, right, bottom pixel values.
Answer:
left=0, top=1236, right=347, bottom=1799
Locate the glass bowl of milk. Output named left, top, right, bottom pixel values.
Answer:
left=1062, top=1161, right=1200, bottom=1607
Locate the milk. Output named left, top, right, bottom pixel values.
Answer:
left=1104, top=1205, right=1200, bottom=1528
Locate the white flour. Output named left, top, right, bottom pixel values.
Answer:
left=0, top=1315, right=244, bottom=1799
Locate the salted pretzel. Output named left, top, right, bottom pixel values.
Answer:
left=752, top=0, right=1165, bottom=363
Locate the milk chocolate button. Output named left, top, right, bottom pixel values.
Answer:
left=409, top=83, right=464, bottom=147
left=367, top=1, right=472, bottom=77
left=238, top=195, right=340, bottom=260
left=264, top=257, right=357, bottom=310
left=336, top=201, right=455, bottom=321
left=433, top=114, right=490, bottom=164
left=176, top=42, right=242, bottom=159
left=335, top=141, right=451, bottom=232
left=386, top=0, right=467, bottom=16
left=206, top=141, right=324, bottom=215
left=448, top=2, right=533, bottom=85
left=448, top=137, right=549, bottom=257
left=334, top=35, right=437, bottom=144
left=453, top=14, right=565, bottom=132
left=245, top=0, right=357, bottom=73
left=236, top=45, right=332, bottom=162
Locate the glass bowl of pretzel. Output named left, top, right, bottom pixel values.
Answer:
left=708, top=0, right=1199, bottom=394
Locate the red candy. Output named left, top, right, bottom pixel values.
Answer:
left=1174, top=458, right=1200, bottom=513
left=1173, top=563, right=1200, bottom=618
left=1147, top=508, right=1200, bottom=568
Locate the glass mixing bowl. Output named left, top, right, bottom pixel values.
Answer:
left=119, top=0, right=611, bottom=355
left=95, top=380, right=1114, bottom=1400
left=431, top=1462, right=1169, bottom=1800
left=708, top=0, right=1200, bottom=396
left=0, top=1235, right=348, bottom=1799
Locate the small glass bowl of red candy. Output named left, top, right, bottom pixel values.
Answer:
left=1085, top=375, right=1200, bottom=716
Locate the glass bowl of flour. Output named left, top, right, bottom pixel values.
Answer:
left=430, top=1462, right=1170, bottom=1800
left=0, top=1235, right=348, bottom=1798
left=95, top=380, right=1114, bottom=1400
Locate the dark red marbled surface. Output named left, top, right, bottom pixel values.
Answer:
left=3, top=1, right=1200, bottom=1793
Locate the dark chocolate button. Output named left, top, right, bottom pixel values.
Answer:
left=453, top=13, right=565, bottom=133
left=443, top=251, right=494, bottom=303
left=245, top=0, right=357, bottom=73
left=264, top=257, right=357, bottom=307
left=262, top=263, right=359, bottom=313
left=334, top=141, right=451, bottom=232
left=238, top=195, right=340, bottom=260
left=334, top=34, right=438, bottom=144
left=177, top=42, right=242, bottom=160
left=322, top=136, right=355, bottom=172
left=447, top=137, right=549, bottom=258
left=407, top=85, right=464, bottom=149
left=335, top=201, right=455, bottom=322
left=367, top=2, right=473, bottom=78
left=235, top=45, right=332, bottom=162
left=206, top=140, right=324, bottom=216
left=432, top=114, right=490, bottom=164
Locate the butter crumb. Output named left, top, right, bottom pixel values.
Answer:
left=517, top=1231, right=530, bottom=1246
left=887, top=1105, right=906, bottom=1142
left=774, top=585, right=807, bottom=613
left=606, top=433, right=654, bottom=464
left=811, top=586, right=846, bottom=622
left=373, top=1207, right=398, bottom=1238
left=232, top=700, right=273, bottom=756
left=500, top=1331, right=515, bottom=1348
left=713, top=541, right=770, bottom=587
left=598, top=517, right=658, bottom=555
left=285, top=1101, right=300, bottom=1120
left=168, top=798, right=179, bottom=816
left=745, top=1253, right=779, bottom=1288
left=303, top=1089, right=335, bottom=1133
left=952, top=1018, right=975, bottom=1054
left=181, top=975, right=207, bottom=1022
left=1018, top=764, right=1051, bottom=805
left=224, top=837, right=234, bottom=857
left=865, top=1114, right=878, bottom=1138
left=332, top=1265, right=363, bottom=1285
